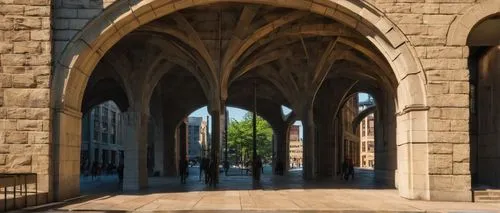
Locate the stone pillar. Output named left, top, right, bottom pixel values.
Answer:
left=302, top=108, right=316, bottom=180
left=121, top=111, right=148, bottom=191
left=179, top=119, right=188, bottom=163
left=53, top=109, right=82, bottom=201
left=210, top=109, right=223, bottom=184
left=163, top=125, right=177, bottom=176
left=274, top=125, right=289, bottom=175
left=154, top=128, right=164, bottom=176
left=333, top=117, right=342, bottom=177
left=316, top=118, right=334, bottom=177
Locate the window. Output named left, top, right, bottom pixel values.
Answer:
left=93, top=108, right=100, bottom=141
left=110, top=112, right=116, bottom=144
left=101, top=107, right=108, bottom=143
left=368, top=142, right=374, bottom=152
left=362, top=142, right=365, bottom=152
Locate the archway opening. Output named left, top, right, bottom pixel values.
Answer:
left=52, top=0, right=428, bottom=201
left=80, top=100, right=124, bottom=194
left=288, top=120, right=303, bottom=173
left=468, top=14, right=500, bottom=189
left=335, top=91, right=395, bottom=188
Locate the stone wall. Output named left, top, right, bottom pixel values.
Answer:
left=0, top=0, right=52, bottom=198
left=53, top=0, right=116, bottom=59
left=0, top=0, right=493, bottom=203
left=372, top=0, right=474, bottom=201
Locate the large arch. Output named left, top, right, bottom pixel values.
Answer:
left=50, top=0, right=429, bottom=201
left=446, top=0, right=500, bottom=46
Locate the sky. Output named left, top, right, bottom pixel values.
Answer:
left=188, top=93, right=370, bottom=137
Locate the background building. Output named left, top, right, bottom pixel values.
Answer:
left=81, top=101, right=123, bottom=172
left=188, top=117, right=207, bottom=161
left=289, top=125, right=303, bottom=168
left=359, top=114, right=375, bottom=168
left=342, top=96, right=360, bottom=167
left=358, top=98, right=375, bottom=169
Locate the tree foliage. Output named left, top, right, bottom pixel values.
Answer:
left=227, top=112, right=273, bottom=163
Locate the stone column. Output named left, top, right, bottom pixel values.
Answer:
left=179, top=119, right=188, bottom=163
left=333, top=117, right=342, bottom=177
left=154, top=128, right=164, bottom=176
left=210, top=109, right=223, bottom=184
left=274, top=125, right=289, bottom=175
left=163, top=124, right=177, bottom=176
left=316, top=118, right=335, bottom=177
left=121, top=111, right=148, bottom=191
left=53, top=109, right=82, bottom=201
left=303, top=108, right=316, bottom=180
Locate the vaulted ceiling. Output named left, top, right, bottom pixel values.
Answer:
left=83, top=3, right=393, bottom=127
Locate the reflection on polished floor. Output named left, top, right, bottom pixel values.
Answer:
left=38, top=168, right=500, bottom=212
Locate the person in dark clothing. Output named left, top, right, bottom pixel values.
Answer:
left=117, top=163, right=124, bottom=184
left=208, top=159, right=217, bottom=186
left=348, top=159, right=355, bottom=180
left=91, top=161, right=99, bottom=180
left=276, top=159, right=284, bottom=175
left=223, top=160, right=229, bottom=176
left=203, top=158, right=211, bottom=184
left=342, top=158, right=349, bottom=181
left=253, top=156, right=262, bottom=181
left=199, top=158, right=204, bottom=181
left=179, top=159, right=188, bottom=184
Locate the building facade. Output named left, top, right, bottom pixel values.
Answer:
left=2, top=0, right=499, bottom=204
left=342, top=96, right=360, bottom=167
left=289, top=125, right=302, bottom=168
left=81, top=101, right=123, bottom=172
left=359, top=113, right=375, bottom=169
left=358, top=98, right=376, bottom=169
left=187, top=117, right=207, bottom=161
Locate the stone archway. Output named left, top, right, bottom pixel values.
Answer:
left=456, top=0, right=500, bottom=189
left=446, top=0, right=500, bottom=46
left=51, top=0, right=428, bottom=201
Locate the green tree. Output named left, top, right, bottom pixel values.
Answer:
left=227, top=113, right=273, bottom=164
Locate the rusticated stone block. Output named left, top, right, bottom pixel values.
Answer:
left=0, top=155, right=6, bottom=165
left=0, top=119, right=17, bottom=130
left=429, top=175, right=452, bottom=190
left=5, top=131, right=28, bottom=144
left=26, top=108, right=49, bottom=119
left=31, top=29, right=50, bottom=40
left=25, top=6, right=50, bottom=16
left=453, top=162, right=469, bottom=175
left=0, top=5, right=25, bottom=16
left=429, top=154, right=452, bottom=174
left=13, top=41, right=41, bottom=53
left=13, top=17, right=42, bottom=30
left=0, top=42, right=13, bottom=53
left=6, top=108, right=26, bottom=119
left=428, top=132, right=469, bottom=143
left=7, top=155, right=32, bottom=166
left=17, top=120, right=43, bottom=131
left=452, top=144, right=469, bottom=162
left=4, top=89, right=49, bottom=107
left=429, top=143, right=452, bottom=154
left=0, top=144, right=10, bottom=154
left=28, top=131, right=49, bottom=144
left=426, top=46, right=463, bottom=58
left=12, top=74, right=36, bottom=88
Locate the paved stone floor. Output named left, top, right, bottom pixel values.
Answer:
left=40, top=167, right=500, bottom=212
